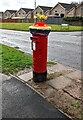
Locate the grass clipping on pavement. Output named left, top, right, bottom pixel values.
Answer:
left=1, top=44, right=32, bottom=75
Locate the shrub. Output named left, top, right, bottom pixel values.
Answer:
left=63, top=16, right=83, bottom=21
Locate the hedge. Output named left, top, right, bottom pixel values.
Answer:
left=63, top=16, right=83, bottom=22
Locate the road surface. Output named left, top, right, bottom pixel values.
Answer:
left=0, top=29, right=81, bottom=70
left=2, top=76, right=71, bottom=119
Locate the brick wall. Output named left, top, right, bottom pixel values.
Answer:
left=0, top=18, right=19, bottom=22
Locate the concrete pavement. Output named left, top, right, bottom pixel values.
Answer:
left=17, top=63, right=82, bottom=119
left=1, top=63, right=82, bottom=119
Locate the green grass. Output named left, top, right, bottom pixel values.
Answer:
left=0, top=44, right=56, bottom=75
left=47, top=60, right=57, bottom=66
left=70, top=102, right=81, bottom=109
left=0, top=23, right=33, bottom=31
left=49, top=24, right=83, bottom=31
left=0, top=44, right=32, bottom=74
left=0, top=23, right=82, bottom=31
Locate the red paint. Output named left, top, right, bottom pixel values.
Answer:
left=30, top=35, right=48, bottom=73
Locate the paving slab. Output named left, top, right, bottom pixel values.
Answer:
left=47, top=76, right=72, bottom=90
left=2, top=77, right=71, bottom=119
left=65, top=70, right=82, bottom=81
left=18, top=63, right=76, bottom=82
left=63, top=80, right=81, bottom=100
left=18, top=71, right=32, bottom=82
left=0, top=73, right=11, bottom=82
left=48, top=63, right=75, bottom=74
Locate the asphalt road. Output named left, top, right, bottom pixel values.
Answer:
left=0, top=29, right=81, bottom=70
left=2, top=77, right=71, bottom=119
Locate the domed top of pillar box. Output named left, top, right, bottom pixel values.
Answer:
left=29, top=22, right=51, bottom=36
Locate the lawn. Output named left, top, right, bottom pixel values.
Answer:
left=0, top=44, right=32, bottom=74
left=50, top=24, right=83, bottom=31
left=0, top=23, right=33, bottom=31
left=0, top=23, right=82, bottom=31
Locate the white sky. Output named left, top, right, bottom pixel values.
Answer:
left=0, top=0, right=82, bottom=12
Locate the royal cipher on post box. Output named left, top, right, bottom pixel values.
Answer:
left=29, top=22, right=51, bottom=82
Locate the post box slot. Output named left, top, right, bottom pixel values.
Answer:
left=30, top=37, right=40, bottom=43
left=30, top=37, right=37, bottom=40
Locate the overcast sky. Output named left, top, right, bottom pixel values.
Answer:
left=0, top=0, right=82, bottom=12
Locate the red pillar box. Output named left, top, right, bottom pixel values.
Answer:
left=29, top=22, right=51, bottom=82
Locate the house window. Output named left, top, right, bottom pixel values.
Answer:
left=55, top=13, right=59, bottom=16
left=19, top=13, right=21, bottom=15
left=40, top=11, right=42, bottom=14
left=55, top=10, right=57, bottom=12
left=60, top=14, right=64, bottom=18
left=23, top=13, right=25, bottom=15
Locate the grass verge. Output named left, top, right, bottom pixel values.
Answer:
left=0, top=44, right=32, bottom=75
left=0, top=44, right=56, bottom=75
left=0, top=23, right=82, bottom=31
left=0, top=23, right=33, bottom=31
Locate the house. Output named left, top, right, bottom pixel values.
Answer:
left=66, top=6, right=76, bottom=17
left=26, top=11, right=33, bottom=19
left=3, top=10, right=17, bottom=18
left=0, top=12, right=3, bottom=18
left=50, top=2, right=75, bottom=17
left=75, top=2, right=83, bottom=16
left=44, top=9, right=51, bottom=16
left=32, top=5, right=52, bottom=18
left=67, top=2, right=83, bottom=17
left=16, top=8, right=34, bottom=19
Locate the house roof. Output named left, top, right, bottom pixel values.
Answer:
left=76, top=2, right=83, bottom=8
left=0, top=12, right=3, bottom=13
left=58, top=2, right=75, bottom=10
left=65, top=2, right=83, bottom=14
left=67, top=6, right=75, bottom=14
left=5, top=10, right=17, bottom=14
left=38, top=6, right=52, bottom=13
left=21, top=8, right=34, bottom=13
